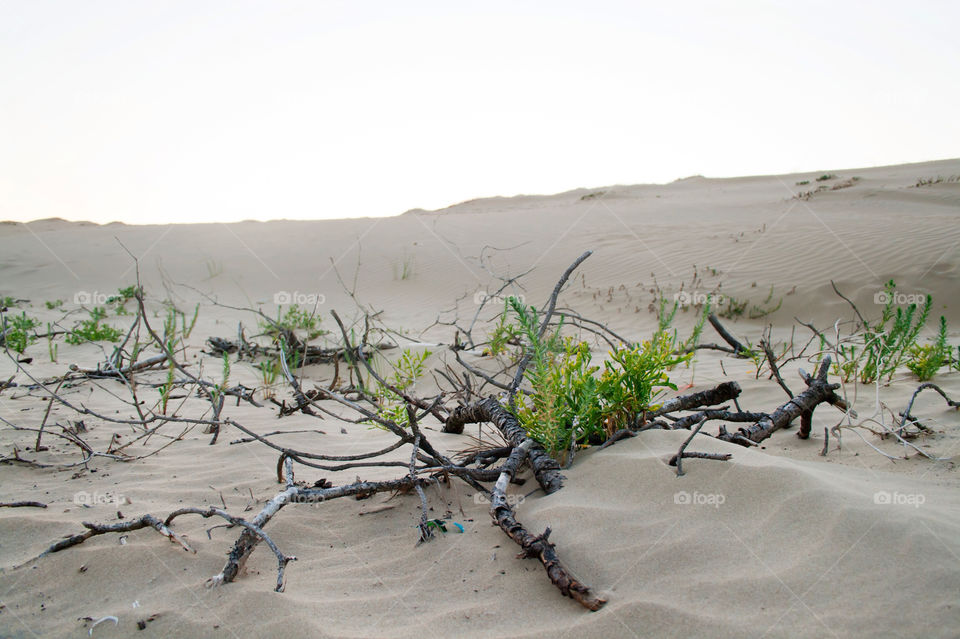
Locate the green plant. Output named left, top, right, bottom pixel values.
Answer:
left=504, top=297, right=688, bottom=462
left=391, top=348, right=431, bottom=391
left=795, top=180, right=810, bottom=186
left=680, top=300, right=711, bottom=353
left=366, top=348, right=433, bottom=429
left=836, top=281, right=933, bottom=383
left=487, top=300, right=522, bottom=356
left=181, top=303, right=200, bottom=339
left=717, top=297, right=748, bottom=319
left=3, top=312, right=40, bottom=354
left=256, top=358, right=281, bottom=398
left=158, top=359, right=176, bottom=415
left=210, top=352, right=232, bottom=405
left=748, top=286, right=783, bottom=319
left=261, top=304, right=325, bottom=342
left=0, top=296, right=16, bottom=308
left=906, top=316, right=950, bottom=381
left=45, top=299, right=63, bottom=310
left=392, top=251, right=415, bottom=281
left=816, top=173, right=836, bottom=181
left=65, top=309, right=122, bottom=345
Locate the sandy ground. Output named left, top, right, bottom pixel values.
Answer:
left=1, top=158, right=959, bottom=637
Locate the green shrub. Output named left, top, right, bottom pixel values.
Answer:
left=836, top=280, right=932, bottom=383
left=907, top=316, right=950, bottom=381
left=65, top=309, right=122, bottom=345
left=3, top=312, right=39, bottom=353
left=505, top=297, right=688, bottom=461
left=261, top=304, right=325, bottom=342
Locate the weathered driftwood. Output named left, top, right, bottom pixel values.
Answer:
left=444, top=396, right=565, bottom=494
left=644, top=381, right=742, bottom=421
left=898, top=382, right=960, bottom=437
left=67, top=353, right=169, bottom=379
left=206, top=336, right=390, bottom=366
left=707, top=313, right=752, bottom=357
left=490, top=439, right=606, bottom=611
left=208, top=474, right=439, bottom=588
left=20, top=514, right=194, bottom=568
left=717, top=356, right=846, bottom=445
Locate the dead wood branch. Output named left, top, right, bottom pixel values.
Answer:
left=21, top=514, right=194, bottom=568
left=490, top=439, right=605, bottom=610
left=717, top=356, right=847, bottom=445
left=668, top=417, right=731, bottom=475
left=444, top=396, right=564, bottom=494
left=707, top=313, right=751, bottom=358
left=645, top=381, right=742, bottom=421
left=898, top=382, right=960, bottom=437
left=0, top=500, right=47, bottom=508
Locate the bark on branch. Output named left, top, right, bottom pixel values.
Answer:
left=717, top=356, right=845, bottom=445
left=490, top=439, right=605, bottom=611
left=444, top=396, right=564, bottom=494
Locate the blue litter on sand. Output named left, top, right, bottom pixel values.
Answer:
left=422, top=519, right=464, bottom=534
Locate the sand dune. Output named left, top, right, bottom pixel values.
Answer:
left=1, top=159, right=958, bottom=637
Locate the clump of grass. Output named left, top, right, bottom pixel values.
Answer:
left=795, top=180, right=810, bottom=186
left=261, top=304, right=325, bottom=344
left=45, top=299, right=63, bottom=310
left=256, top=358, right=281, bottom=399
left=65, top=308, right=122, bottom=345
left=717, top=297, right=748, bottom=320
left=391, top=251, right=415, bottom=281
left=111, top=285, right=142, bottom=315
left=816, top=173, right=837, bottom=182
left=2, top=312, right=40, bottom=353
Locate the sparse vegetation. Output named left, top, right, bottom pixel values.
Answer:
left=65, top=308, right=123, bottom=345
left=261, top=304, right=324, bottom=342
left=392, top=251, right=415, bottom=281
left=835, top=280, right=933, bottom=383
left=2, top=311, right=39, bottom=354
left=580, top=190, right=606, bottom=200
left=913, top=175, right=960, bottom=188
left=907, top=316, right=951, bottom=381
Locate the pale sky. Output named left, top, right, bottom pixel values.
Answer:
left=1, top=0, right=958, bottom=225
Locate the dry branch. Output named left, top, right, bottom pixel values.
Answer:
left=444, top=396, right=564, bottom=494
left=490, top=439, right=605, bottom=611
left=717, top=356, right=846, bottom=445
